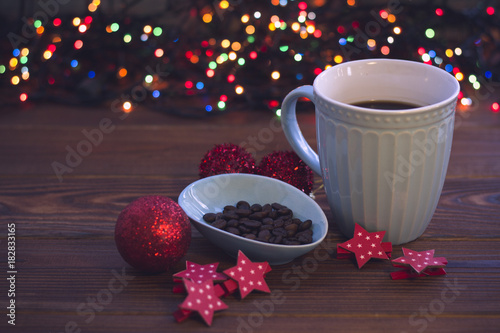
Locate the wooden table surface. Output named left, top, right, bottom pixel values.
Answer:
left=1, top=99, right=499, bottom=333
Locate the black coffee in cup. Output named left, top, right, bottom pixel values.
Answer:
left=351, top=100, right=421, bottom=110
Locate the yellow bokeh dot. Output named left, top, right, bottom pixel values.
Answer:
left=228, top=52, right=237, bottom=61
left=88, top=3, right=97, bottom=12
left=393, top=26, right=401, bottom=34
left=291, top=22, right=301, bottom=32
left=231, top=42, right=241, bottom=51
left=271, top=71, right=280, bottom=80
left=235, top=85, right=244, bottom=94
left=11, top=76, right=20, bottom=85
left=268, top=22, right=276, bottom=31
left=245, top=25, right=255, bottom=34
left=9, top=58, right=18, bottom=68
left=221, top=39, right=230, bottom=48
left=202, top=13, right=212, bottom=23
left=73, top=17, right=81, bottom=26
left=241, top=14, right=250, bottom=23
left=455, top=72, right=464, bottom=81
left=143, top=25, right=152, bottom=33
left=445, top=49, right=453, bottom=58
left=219, top=0, right=229, bottom=9
left=334, top=55, right=343, bottom=63
left=43, top=50, right=52, bottom=60
left=306, top=25, right=315, bottom=34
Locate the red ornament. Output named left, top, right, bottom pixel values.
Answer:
left=223, top=250, right=271, bottom=299
left=258, top=150, right=314, bottom=194
left=179, top=279, right=228, bottom=326
left=337, top=223, right=390, bottom=268
left=199, top=143, right=256, bottom=178
left=114, top=196, right=191, bottom=274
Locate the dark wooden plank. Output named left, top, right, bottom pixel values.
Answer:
left=0, top=177, right=499, bottom=239
left=0, top=105, right=499, bottom=178
left=1, top=100, right=500, bottom=333
left=7, top=236, right=500, bottom=333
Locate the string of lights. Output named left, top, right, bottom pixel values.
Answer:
left=1, top=0, right=499, bottom=115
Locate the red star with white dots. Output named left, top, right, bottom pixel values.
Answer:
left=337, top=223, right=389, bottom=268
left=179, top=279, right=228, bottom=326
left=173, top=261, right=228, bottom=284
left=392, top=248, right=447, bottom=274
left=223, top=250, right=271, bottom=299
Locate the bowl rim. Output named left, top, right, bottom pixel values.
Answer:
left=178, top=173, right=329, bottom=250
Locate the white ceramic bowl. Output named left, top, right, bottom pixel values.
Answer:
left=178, top=173, right=328, bottom=265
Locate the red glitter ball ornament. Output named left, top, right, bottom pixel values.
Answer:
left=115, top=196, right=191, bottom=274
left=199, top=143, right=256, bottom=178
left=258, top=151, right=314, bottom=194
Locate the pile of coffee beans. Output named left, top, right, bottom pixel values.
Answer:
left=203, top=201, right=313, bottom=245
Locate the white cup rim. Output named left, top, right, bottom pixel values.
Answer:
left=313, top=58, right=461, bottom=115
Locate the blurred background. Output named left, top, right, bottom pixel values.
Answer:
left=1, top=0, right=499, bottom=116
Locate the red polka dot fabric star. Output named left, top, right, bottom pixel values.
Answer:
left=179, top=279, right=228, bottom=326
left=392, top=248, right=448, bottom=274
left=337, top=223, right=389, bottom=268
left=173, top=261, right=228, bottom=284
left=223, top=250, right=271, bottom=299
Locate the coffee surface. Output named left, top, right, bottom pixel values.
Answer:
left=351, top=100, right=421, bottom=110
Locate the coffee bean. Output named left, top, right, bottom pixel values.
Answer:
left=278, top=208, right=292, bottom=216
left=299, top=219, right=312, bottom=231
left=242, top=220, right=262, bottom=229
left=297, top=234, right=313, bottom=244
left=257, top=229, right=271, bottom=242
left=272, top=227, right=287, bottom=237
left=268, top=210, right=278, bottom=219
left=227, top=219, right=240, bottom=227
left=250, top=203, right=262, bottom=212
left=223, top=212, right=239, bottom=220
left=285, top=223, right=298, bottom=237
left=273, top=219, right=284, bottom=228
left=262, top=204, right=272, bottom=213
left=271, top=203, right=285, bottom=210
left=211, top=219, right=227, bottom=229
left=204, top=201, right=314, bottom=246
left=262, top=217, right=274, bottom=225
left=249, top=211, right=268, bottom=220
left=226, top=227, right=241, bottom=235
left=260, top=224, right=274, bottom=231
left=203, top=213, right=217, bottom=223
left=235, top=208, right=252, bottom=217
left=273, top=235, right=283, bottom=244
left=283, top=239, right=301, bottom=245
left=238, top=225, right=252, bottom=233
left=236, top=201, right=251, bottom=209
left=223, top=205, right=237, bottom=213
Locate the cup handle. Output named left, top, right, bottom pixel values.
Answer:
left=281, top=85, right=321, bottom=175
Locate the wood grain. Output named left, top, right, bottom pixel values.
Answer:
left=1, top=102, right=500, bottom=333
